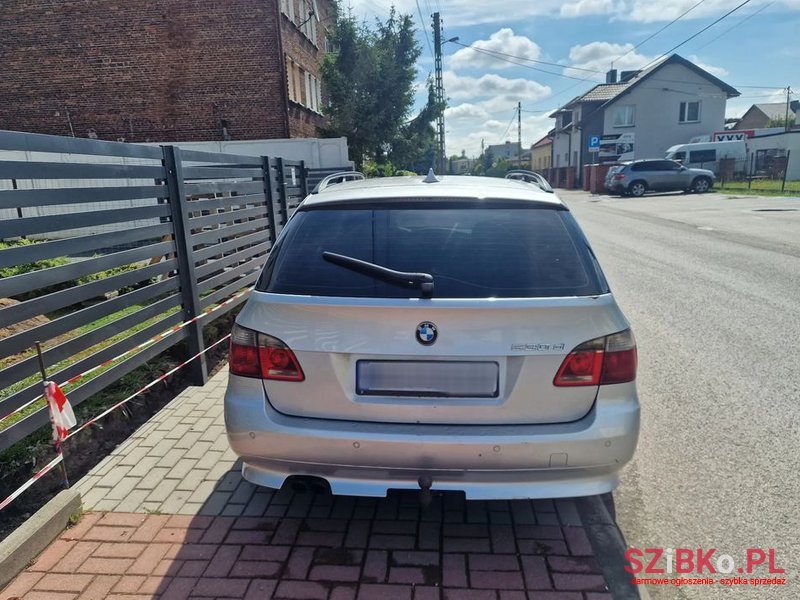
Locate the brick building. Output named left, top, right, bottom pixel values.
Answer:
left=0, top=0, right=331, bottom=142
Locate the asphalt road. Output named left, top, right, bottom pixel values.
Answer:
left=561, top=189, right=800, bottom=600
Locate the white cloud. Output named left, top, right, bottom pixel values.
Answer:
left=445, top=113, right=554, bottom=158
left=482, top=119, right=507, bottom=130
left=444, top=103, right=491, bottom=120
left=448, top=29, right=542, bottom=70
left=625, top=0, right=725, bottom=23
left=560, top=0, right=616, bottom=17
left=348, top=0, right=793, bottom=26
left=564, top=41, right=653, bottom=80
left=687, top=55, right=729, bottom=78
left=444, top=71, right=551, bottom=103
left=561, top=43, right=730, bottom=83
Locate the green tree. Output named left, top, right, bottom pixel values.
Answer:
left=486, top=158, right=513, bottom=178
left=768, top=115, right=796, bottom=128
left=388, top=81, right=444, bottom=172
left=321, top=6, right=436, bottom=170
left=481, top=148, right=495, bottom=172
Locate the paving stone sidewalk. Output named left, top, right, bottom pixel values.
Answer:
left=1, top=367, right=613, bottom=600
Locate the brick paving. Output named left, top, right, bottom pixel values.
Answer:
left=1, top=367, right=613, bottom=599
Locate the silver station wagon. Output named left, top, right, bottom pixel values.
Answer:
left=224, top=171, right=640, bottom=500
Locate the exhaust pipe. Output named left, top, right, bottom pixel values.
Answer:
left=418, top=475, right=433, bottom=508
left=287, top=475, right=330, bottom=494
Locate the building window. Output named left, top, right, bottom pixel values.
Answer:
left=679, top=101, right=701, bottom=123
left=286, top=57, right=300, bottom=103
left=613, top=105, right=635, bottom=127
left=287, top=56, right=322, bottom=113
left=325, top=32, right=336, bottom=53
left=560, top=111, right=573, bottom=128
left=281, top=0, right=295, bottom=23
left=300, top=1, right=318, bottom=46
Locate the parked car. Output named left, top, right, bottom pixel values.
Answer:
left=665, top=140, right=746, bottom=171
left=606, top=159, right=715, bottom=196
left=225, top=170, right=640, bottom=500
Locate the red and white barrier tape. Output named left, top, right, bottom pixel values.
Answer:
left=64, top=333, right=231, bottom=440
left=61, top=288, right=249, bottom=388
left=0, top=332, right=232, bottom=511
left=0, top=454, right=64, bottom=511
left=2, top=287, right=250, bottom=421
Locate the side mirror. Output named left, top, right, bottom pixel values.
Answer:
left=680, top=166, right=688, bottom=171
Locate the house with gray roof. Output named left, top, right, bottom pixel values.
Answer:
left=733, top=102, right=796, bottom=130
left=549, top=54, right=740, bottom=184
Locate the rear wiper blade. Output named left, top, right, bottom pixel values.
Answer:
left=322, top=251, right=434, bottom=297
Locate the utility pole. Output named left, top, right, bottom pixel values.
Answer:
left=433, top=12, right=445, bottom=174
left=517, top=102, right=522, bottom=168
left=785, top=86, right=792, bottom=132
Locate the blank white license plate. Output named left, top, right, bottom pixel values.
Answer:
left=356, top=361, right=499, bottom=398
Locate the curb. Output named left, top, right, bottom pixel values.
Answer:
left=577, top=493, right=649, bottom=600
left=0, top=489, right=81, bottom=590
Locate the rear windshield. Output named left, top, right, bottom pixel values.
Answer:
left=257, top=205, right=607, bottom=298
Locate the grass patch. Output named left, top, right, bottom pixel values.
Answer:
left=0, top=239, right=69, bottom=279
left=0, top=285, right=242, bottom=434
left=0, top=306, right=238, bottom=534
left=717, top=179, right=800, bottom=197
left=0, top=302, right=182, bottom=433
left=67, top=507, right=85, bottom=527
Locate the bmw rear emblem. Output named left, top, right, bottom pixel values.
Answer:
left=416, top=322, right=437, bottom=345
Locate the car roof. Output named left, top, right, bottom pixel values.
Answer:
left=302, top=174, right=564, bottom=208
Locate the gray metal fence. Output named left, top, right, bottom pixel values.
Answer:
left=0, top=130, right=310, bottom=452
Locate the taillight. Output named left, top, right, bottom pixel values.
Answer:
left=600, top=330, right=637, bottom=384
left=229, top=324, right=305, bottom=381
left=554, top=329, right=636, bottom=387
left=613, top=173, right=625, bottom=180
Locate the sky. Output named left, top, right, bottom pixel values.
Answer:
left=346, top=0, right=800, bottom=158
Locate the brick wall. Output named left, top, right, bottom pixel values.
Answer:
left=280, top=0, right=330, bottom=138
left=0, top=0, right=291, bottom=142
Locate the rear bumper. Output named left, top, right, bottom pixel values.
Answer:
left=606, top=181, right=625, bottom=192
left=224, top=375, right=640, bottom=500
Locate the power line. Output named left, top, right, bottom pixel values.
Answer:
left=638, top=0, right=755, bottom=71
left=415, top=0, right=434, bottom=62
left=733, top=84, right=789, bottom=89
left=614, top=0, right=707, bottom=64
left=498, top=108, right=518, bottom=144
left=450, top=41, right=601, bottom=73
left=692, top=2, right=773, bottom=51
left=448, top=43, right=592, bottom=82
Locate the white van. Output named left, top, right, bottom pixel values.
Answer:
left=665, top=140, right=746, bottom=172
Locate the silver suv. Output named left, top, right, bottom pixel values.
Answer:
left=224, top=171, right=640, bottom=500
left=606, top=159, right=715, bottom=196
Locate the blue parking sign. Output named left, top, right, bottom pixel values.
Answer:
left=588, top=135, right=601, bottom=152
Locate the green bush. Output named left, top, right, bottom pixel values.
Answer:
left=0, top=239, right=152, bottom=300
left=363, top=160, right=396, bottom=178
left=0, top=239, right=69, bottom=279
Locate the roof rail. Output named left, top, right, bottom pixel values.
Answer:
left=504, top=170, right=554, bottom=193
left=313, top=171, right=366, bottom=193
